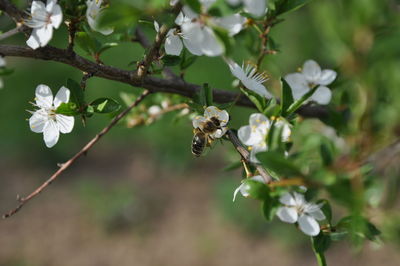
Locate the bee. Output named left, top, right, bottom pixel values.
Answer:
left=191, top=116, right=222, bottom=157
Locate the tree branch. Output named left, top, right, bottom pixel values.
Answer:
left=2, top=90, right=150, bottom=219
left=0, top=44, right=328, bottom=119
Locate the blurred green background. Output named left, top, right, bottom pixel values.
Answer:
left=1, top=0, right=400, bottom=265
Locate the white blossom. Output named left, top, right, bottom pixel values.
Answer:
left=164, top=2, right=246, bottom=56
left=29, top=85, right=75, bottom=148
left=238, top=114, right=291, bottom=163
left=233, top=175, right=265, bottom=201
left=238, top=113, right=270, bottom=163
left=276, top=192, right=325, bottom=236
left=228, top=60, right=272, bottom=98
left=226, top=0, right=268, bottom=18
left=0, top=56, right=5, bottom=89
left=86, top=0, right=113, bottom=35
left=25, top=0, right=63, bottom=50
left=285, top=60, right=337, bottom=105
left=192, top=106, right=229, bottom=139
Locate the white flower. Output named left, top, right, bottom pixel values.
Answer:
left=25, top=0, right=63, bottom=50
left=285, top=60, right=337, bottom=105
left=170, top=0, right=179, bottom=6
left=0, top=56, right=5, bottom=89
left=29, top=85, right=75, bottom=148
left=238, top=113, right=270, bottom=163
left=226, top=0, right=268, bottom=18
left=192, top=106, right=229, bottom=139
left=276, top=192, right=325, bottom=236
left=228, top=60, right=272, bottom=98
left=233, top=175, right=265, bottom=201
left=274, top=117, right=292, bottom=142
left=86, top=0, right=113, bottom=35
left=164, top=2, right=246, bottom=57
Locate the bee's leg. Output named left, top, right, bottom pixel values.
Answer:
left=206, top=136, right=214, bottom=147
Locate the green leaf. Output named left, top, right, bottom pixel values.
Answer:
left=184, top=0, right=201, bottom=14
left=75, top=31, right=100, bottom=55
left=243, top=179, right=270, bottom=200
left=280, top=78, right=294, bottom=116
left=222, top=161, right=243, bottom=172
left=180, top=51, right=197, bottom=70
left=286, top=85, right=319, bottom=115
left=312, top=233, right=332, bottom=253
left=163, top=55, right=181, bottom=66
left=203, top=83, right=213, bottom=106
left=98, top=42, right=119, bottom=54
left=55, top=102, right=79, bottom=116
left=320, top=142, right=333, bottom=166
left=256, top=151, right=302, bottom=177
left=97, top=4, right=139, bottom=28
left=66, top=78, right=85, bottom=108
left=262, top=197, right=279, bottom=221
left=275, top=0, right=314, bottom=15
left=90, top=98, right=121, bottom=113
left=240, top=88, right=266, bottom=112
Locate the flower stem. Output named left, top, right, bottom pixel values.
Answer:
left=313, top=250, right=327, bottom=266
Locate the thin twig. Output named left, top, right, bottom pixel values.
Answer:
left=2, top=90, right=150, bottom=219
left=0, top=26, right=21, bottom=41
left=227, top=130, right=272, bottom=184
left=136, top=24, right=169, bottom=80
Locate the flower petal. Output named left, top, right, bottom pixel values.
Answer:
left=279, top=192, right=296, bottom=206
left=232, top=183, right=244, bottom=202
left=238, top=125, right=263, bottom=146
left=43, top=119, right=60, bottom=148
left=308, top=208, right=326, bottom=221
left=249, top=113, right=270, bottom=133
left=35, top=84, right=53, bottom=108
left=293, top=192, right=306, bottom=206
left=243, top=78, right=272, bottom=98
left=200, top=26, right=224, bottom=56
left=249, top=175, right=266, bottom=184
left=165, top=31, right=183, bottom=56
left=26, top=31, right=41, bottom=50
left=35, top=24, right=54, bottom=47
left=56, top=114, right=74, bottom=134
left=181, top=22, right=203, bottom=56
left=249, top=144, right=267, bottom=163
left=0, top=56, right=6, bottom=67
left=228, top=60, right=247, bottom=81
left=53, top=86, right=70, bottom=108
left=243, top=0, right=267, bottom=18
left=31, top=1, right=46, bottom=14
left=29, top=110, right=48, bottom=133
left=276, top=206, right=298, bottom=223
left=311, top=86, right=332, bottom=105
left=284, top=73, right=309, bottom=100
left=298, top=214, right=320, bottom=236
left=215, top=14, right=245, bottom=36
left=50, top=3, right=63, bottom=29
left=318, top=69, right=337, bottom=86
left=302, top=60, right=321, bottom=83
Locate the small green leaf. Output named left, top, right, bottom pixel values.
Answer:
left=262, top=197, right=279, bottom=221
left=75, top=31, right=100, bottom=55
left=240, top=88, right=266, bottom=112
left=312, top=233, right=332, bottom=253
left=97, top=4, right=139, bottom=28
left=180, top=51, right=197, bottom=70
left=98, top=42, right=119, bottom=54
left=280, top=78, right=294, bottom=116
left=222, top=161, right=243, bottom=172
left=256, top=151, right=302, bottom=177
left=163, top=55, right=181, bottom=66
left=66, top=78, right=85, bottom=107
left=243, top=179, right=270, bottom=200
left=184, top=0, right=201, bottom=14
left=55, top=102, right=79, bottom=116
left=90, top=98, right=121, bottom=113
left=320, top=142, right=333, bottom=166
left=203, top=83, right=213, bottom=106
left=275, top=0, right=314, bottom=15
